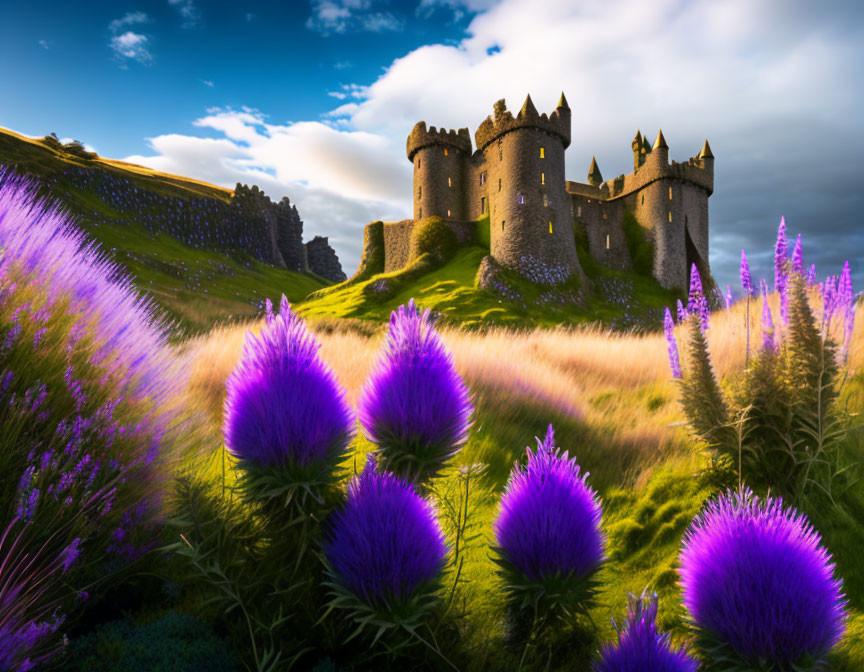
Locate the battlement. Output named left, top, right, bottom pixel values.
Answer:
left=406, top=122, right=472, bottom=160
left=474, top=94, right=571, bottom=152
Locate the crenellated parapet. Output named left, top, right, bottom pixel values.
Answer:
left=406, top=122, right=472, bottom=160
left=474, top=94, right=571, bottom=151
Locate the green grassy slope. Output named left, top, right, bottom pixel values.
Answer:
left=0, top=127, right=327, bottom=335
left=298, top=216, right=683, bottom=330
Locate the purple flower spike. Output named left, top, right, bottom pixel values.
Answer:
left=760, top=277, right=769, bottom=299
left=264, top=298, right=274, bottom=324
left=494, top=425, right=604, bottom=583
left=687, top=264, right=703, bottom=313
left=724, top=285, right=733, bottom=310
left=224, top=310, right=354, bottom=470
left=761, top=299, right=775, bottom=352
left=739, top=249, right=753, bottom=296
left=775, top=217, right=789, bottom=323
left=806, top=264, right=817, bottom=286
left=676, top=300, right=687, bottom=323
left=791, top=234, right=803, bottom=275
left=324, top=455, right=447, bottom=605
left=664, top=308, right=681, bottom=380
left=679, top=489, right=846, bottom=667
left=358, top=299, right=473, bottom=483
left=279, top=293, right=291, bottom=317
left=592, top=591, right=698, bottom=672
left=822, top=276, right=838, bottom=332
left=839, top=261, right=855, bottom=362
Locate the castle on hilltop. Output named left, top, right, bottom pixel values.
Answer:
left=393, top=93, right=714, bottom=291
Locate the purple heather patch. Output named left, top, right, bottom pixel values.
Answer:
left=323, top=455, right=447, bottom=604
left=494, top=425, right=604, bottom=582
left=223, top=302, right=354, bottom=469
left=679, top=489, right=846, bottom=664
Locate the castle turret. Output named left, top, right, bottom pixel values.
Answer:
left=587, top=156, right=603, bottom=187
left=475, top=94, right=581, bottom=284
left=406, top=122, right=472, bottom=220
left=652, top=129, right=669, bottom=165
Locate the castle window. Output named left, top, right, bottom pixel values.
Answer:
left=540, top=147, right=545, bottom=158
left=541, top=172, right=545, bottom=185
left=548, top=221, right=553, bottom=234
left=419, top=207, right=422, bottom=218
left=498, top=138, right=503, bottom=161
left=518, top=193, right=524, bottom=205
left=577, top=206, right=582, bottom=217
left=448, top=177, right=452, bottom=188
left=606, top=234, right=610, bottom=250
left=498, top=178, right=502, bottom=191
left=417, top=158, right=421, bottom=170
left=418, top=186, right=422, bottom=198
left=543, top=194, right=548, bottom=207
left=602, top=212, right=607, bottom=220
left=479, top=172, right=486, bottom=186
left=502, top=220, right=505, bottom=230
left=447, top=209, right=451, bottom=217
left=444, top=148, right=448, bottom=156
left=642, top=194, right=645, bottom=205
left=669, top=186, right=673, bottom=200
left=668, top=211, right=672, bottom=222
left=481, top=196, right=487, bottom=213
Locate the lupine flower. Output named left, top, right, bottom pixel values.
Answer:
left=774, top=217, right=789, bottom=323
left=264, top=298, right=274, bottom=324
left=592, top=591, right=697, bottom=672
left=59, top=538, right=81, bottom=573
left=676, top=300, right=687, bottom=323
left=687, top=264, right=702, bottom=313
left=761, top=299, right=775, bottom=352
left=323, top=455, right=447, bottom=605
left=494, top=425, right=604, bottom=583
left=739, top=249, right=753, bottom=296
left=358, top=300, right=472, bottom=482
left=664, top=308, right=681, bottom=380
left=724, top=285, right=733, bottom=310
left=806, top=264, right=817, bottom=286
left=679, top=489, right=846, bottom=666
left=839, top=261, right=855, bottom=362
left=822, top=275, right=838, bottom=332
left=791, top=234, right=803, bottom=275
left=760, top=277, right=769, bottom=299
left=224, top=306, right=354, bottom=469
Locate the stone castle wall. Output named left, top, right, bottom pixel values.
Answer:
left=383, top=220, right=415, bottom=272
left=571, top=195, right=630, bottom=270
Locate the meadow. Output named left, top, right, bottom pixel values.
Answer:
left=2, top=167, right=862, bottom=672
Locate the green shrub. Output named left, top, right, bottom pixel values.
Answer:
left=410, top=217, right=458, bottom=263
left=621, top=212, right=654, bottom=276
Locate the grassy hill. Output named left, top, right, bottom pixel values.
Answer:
left=297, top=216, right=683, bottom=330
left=0, top=127, right=328, bottom=336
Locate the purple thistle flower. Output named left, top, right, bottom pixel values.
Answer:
left=761, top=299, right=775, bottom=352
left=791, top=234, right=803, bottom=275
left=739, top=249, right=753, bottom=296
left=223, top=309, right=354, bottom=469
left=775, top=217, right=789, bottom=324
left=358, top=300, right=473, bottom=482
left=676, top=300, right=687, bottom=323
left=494, top=425, right=604, bottom=583
left=324, top=455, right=447, bottom=604
left=679, top=489, right=846, bottom=665
left=592, top=591, right=698, bottom=672
left=664, top=308, right=681, bottom=380
left=806, top=264, right=817, bottom=286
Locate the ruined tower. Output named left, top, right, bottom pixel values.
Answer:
left=406, top=123, right=472, bottom=221
left=473, top=93, right=581, bottom=283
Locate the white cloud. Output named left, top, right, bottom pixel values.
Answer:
left=169, top=0, right=202, bottom=29
left=124, top=0, right=864, bottom=282
left=108, top=12, right=152, bottom=65
left=38, top=39, right=50, bottom=49
left=201, top=79, right=215, bottom=87
left=306, top=0, right=403, bottom=35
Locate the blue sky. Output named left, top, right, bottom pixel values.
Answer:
left=1, top=0, right=863, bottom=291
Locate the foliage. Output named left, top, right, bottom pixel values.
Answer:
left=678, top=274, right=851, bottom=502
left=621, top=212, right=654, bottom=277
left=679, top=489, right=846, bottom=670
left=410, top=217, right=459, bottom=264
left=358, top=300, right=473, bottom=484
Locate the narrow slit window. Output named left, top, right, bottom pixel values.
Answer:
left=498, top=178, right=502, bottom=191
left=642, top=194, right=645, bottom=205
left=668, top=211, right=672, bottom=222
left=444, top=148, right=448, bottom=156
left=577, top=206, right=582, bottom=217
left=480, top=197, right=486, bottom=213
left=418, top=186, right=422, bottom=198
left=447, top=209, right=451, bottom=217
left=602, top=211, right=607, bottom=220
left=543, top=194, right=548, bottom=207
left=419, top=207, right=422, bottom=218
left=541, top=172, right=545, bottom=185
left=502, top=220, right=505, bottom=230
left=606, top=234, right=610, bottom=250
left=548, top=221, right=553, bottom=234
left=418, top=158, right=421, bottom=170
left=540, top=147, right=545, bottom=158
left=448, top=176, right=452, bottom=188
left=518, top=193, right=525, bottom=205
left=669, top=186, right=673, bottom=200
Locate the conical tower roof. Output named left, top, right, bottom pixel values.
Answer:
left=587, top=156, right=603, bottom=186
left=633, top=129, right=643, bottom=145
left=653, top=129, right=668, bottom=150
left=519, top=94, right=538, bottom=119
left=556, top=91, right=569, bottom=110
left=698, top=139, right=714, bottom=159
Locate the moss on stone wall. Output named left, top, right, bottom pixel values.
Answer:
left=473, top=214, right=491, bottom=250
left=573, top=218, right=603, bottom=277
left=622, top=211, right=654, bottom=277
left=352, top=220, right=385, bottom=282
left=409, top=217, right=458, bottom=263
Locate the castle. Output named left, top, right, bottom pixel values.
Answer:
left=394, top=93, right=714, bottom=291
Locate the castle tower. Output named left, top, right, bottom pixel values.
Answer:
left=587, top=156, right=603, bottom=187
left=406, top=122, right=472, bottom=220
left=651, top=129, right=668, bottom=165
left=474, top=93, right=581, bottom=284
left=698, top=139, right=714, bottom=182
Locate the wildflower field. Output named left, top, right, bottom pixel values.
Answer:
left=2, top=171, right=863, bottom=672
